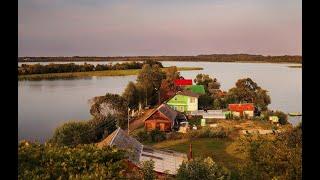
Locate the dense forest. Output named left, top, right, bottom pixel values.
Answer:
left=18, top=60, right=163, bottom=75
left=18, top=54, right=302, bottom=63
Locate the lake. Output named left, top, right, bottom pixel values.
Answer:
left=18, top=61, right=302, bottom=142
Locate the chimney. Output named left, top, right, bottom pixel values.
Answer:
left=188, top=143, right=193, bottom=160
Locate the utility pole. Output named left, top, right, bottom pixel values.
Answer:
left=188, top=143, right=193, bottom=160
left=155, top=87, right=160, bottom=105
left=127, top=107, right=130, bottom=135
left=145, top=88, right=148, bottom=107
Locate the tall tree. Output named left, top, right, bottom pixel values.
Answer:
left=136, top=64, right=166, bottom=106
left=122, top=81, right=140, bottom=109
left=90, top=93, right=128, bottom=128
left=159, top=66, right=182, bottom=102
left=194, top=74, right=220, bottom=94
left=226, top=78, right=271, bottom=111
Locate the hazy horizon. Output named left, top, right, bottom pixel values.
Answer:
left=19, top=0, right=301, bottom=57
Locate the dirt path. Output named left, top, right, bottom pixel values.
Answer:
left=128, top=108, right=155, bottom=132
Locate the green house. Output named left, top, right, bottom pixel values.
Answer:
left=166, top=91, right=199, bottom=112
left=185, top=85, right=205, bottom=94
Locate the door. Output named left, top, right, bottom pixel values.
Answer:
left=160, top=123, right=165, bottom=131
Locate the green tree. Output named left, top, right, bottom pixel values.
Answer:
left=160, top=66, right=182, bottom=103
left=226, top=78, right=271, bottom=111
left=237, top=125, right=302, bottom=179
left=198, top=94, right=214, bottom=109
left=49, top=121, right=95, bottom=147
left=88, top=114, right=117, bottom=142
left=18, top=142, right=131, bottom=179
left=194, top=74, right=220, bottom=94
left=176, top=157, right=230, bottom=180
left=140, top=160, right=156, bottom=180
left=90, top=93, right=128, bottom=128
left=122, top=81, right=140, bottom=109
left=136, top=64, right=166, bottom=106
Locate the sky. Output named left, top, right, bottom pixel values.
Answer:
left=18, top=0, right=302, bottom=56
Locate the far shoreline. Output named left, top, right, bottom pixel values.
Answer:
left=18, top=54, right=302, bottom=64
left=18, top=67, right=203, bottom=81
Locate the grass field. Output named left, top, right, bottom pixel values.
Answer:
left=151, top=138, right=244, bottom=173
left=18, top=67, right=203, bottom=81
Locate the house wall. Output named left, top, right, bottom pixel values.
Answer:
left=243, top=110, right=254, bottom=117
left=187, top=97, right=198, bottom=112
left=167, top=94, right=198, bottom=112
left=145, top=120, right=171, bottom=132
left=166, top=95, right=188, bottom=112
left=144, top=111, right=172, bottom=132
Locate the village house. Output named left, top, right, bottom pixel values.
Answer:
left=228, top=103, right=255, bottom=118
left=166, top=91, right=200, bottom=113
left=143, top=104, right=180, bottom=132
left=97, top=128, right=188, bottom=175
left=184, top=85, right=206, bottom=94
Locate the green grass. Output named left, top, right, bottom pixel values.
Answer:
left=18, top=67, right=203, bottom=81
left=152, top=138, right=244, bottom=173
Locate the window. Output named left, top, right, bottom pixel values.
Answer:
left=177, top=106, right=184, bottom=112
left=190, top=97, right=195, bottom=103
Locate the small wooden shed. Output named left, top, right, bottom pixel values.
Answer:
left=144, top=104, right=178, bottom=132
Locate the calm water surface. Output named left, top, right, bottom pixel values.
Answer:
left=18, top=62, right=302, bottom=142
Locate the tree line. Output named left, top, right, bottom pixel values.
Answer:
left=18, top=54, right=302, bottom=63
left=18, top=60, right=163, bottom=75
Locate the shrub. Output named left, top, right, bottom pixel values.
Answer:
left=140, top=160, right=156, bottom=180
left=187, top=127, right=228, bottom=139
left=135, top=129, right=150, bottom=142
left=176, top=157, right=230, bottom=180
left=237, top=125, right=302, bottom=179
left=49, top=121, right=95, bottom=147
left=88, top=115, right=117, bottom=142
left=166, top=132, right=185, bottom=140
left=18, top=142, right=131, bottom=179
left=262, top=110, right=288, bottom=125
left=150, top=129, right=166, bottom=142
left=133, top=129, right=166, bottom=143
left=188, top=115, right=202, bottom=126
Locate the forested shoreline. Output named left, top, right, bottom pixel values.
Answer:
left=18, top=54, right=302, bottom=63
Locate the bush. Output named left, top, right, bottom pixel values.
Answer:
left=140, top=160, right=156, bottom=180
left=18, top=142, right=131, bottom=179
left=134, top=129, right=150, bottom=142
left=49, top=121, right=95, bottom=147
left=166, top=132, right=185, bottom=140
left=262, top=110, right=288, bottom=125
left=150, top=129, right=166, bottom=142
left=187, top=127, right=229, bottom=139
left=176, top=157, right=230, bottom=180
left=133, top=129, right=166, bottom=143
left=188, top=115, right=202, bottom=126
left=88, top=115, right=117, bottom=142
left=237, top=125, right=302, bottom=179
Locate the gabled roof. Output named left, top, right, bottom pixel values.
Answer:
left=185, top=85, right=205, bottom=94
left=143, top=104, right=178, bottom=123
left=176, top=90, right=200, bottom=98
left=174, top=79, right=192, bottom=86
left=158, top=104, right=178, bottom=122
left=97, top=128, right=187, bottom=175
left=97, top=127, right=143, bottom=163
